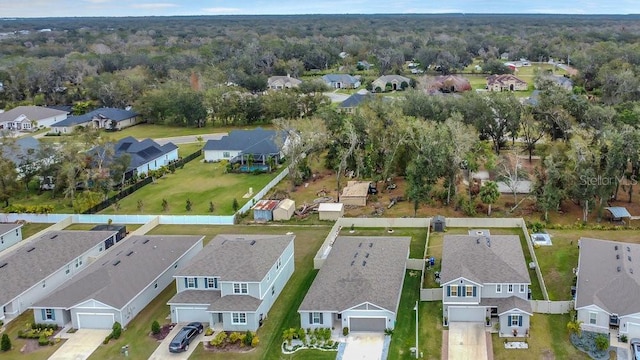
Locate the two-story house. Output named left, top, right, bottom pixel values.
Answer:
left=440, top=230, right=532, bottom=337
left=0, top=223, right=23, bottom=253
left=575, top=238, right=640, bottom=339
left=0, top=230, right=118, bottom=325
left=168, top=234, right=295, bottom=331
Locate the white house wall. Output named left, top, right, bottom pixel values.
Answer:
left=219, top=281, right=260, bottom=298
left=32, top=308, right=71, bottom=327
left=475, top=283, right=529, bottom=299
left=442, top=279, right=481, bottom=304
left=220, top=311, right=259, bottom=332
left=258, top=240, right=294, bottom=300
left=204, top=150, right=241, bottom=162
left=38, top=114, right=68, bottom=128
left=619, top=314, right=640, bottom=337
left=114, top=117, right=139, bottom=130
left=577, top=306, right=610, bottom=334
left=135, top=149, right=179, bottom=175
left=4, top=238, right=112, bottom=323
left=0, top=227, right=22, bottom=252
left=498, top=311, right=530, bottom=337
left=299, top=311, right=335, bottom=329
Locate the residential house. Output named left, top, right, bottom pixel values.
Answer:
left=440, top=231, right=532, bottom=337
left=371, top=75, right=411, bottom=92
left=338, top=92, right=373, bottom=114
left=0, top=136, right=50, bottom=175
left=357, top=61, right=372, bottom=70
left=203, top=128, right=286, bottom=170
left=114, top=136, right=179, bottom=178
left=168, top=234, right=295, bottom=331
left=0, top=106, right=68, bottom=131
left=31, top=235, right=203, bottom=329
left=575, top=238, right=640, bottom=339
left=267, top=75, right=302, bottom=90
left=50, top=108, right=139, bottom=134
left=486, top=74, right=528, bottom=92
left=0, top=230, right=118, bottom=324
left=540, top=75, right=573, bottom=91
left=429, top=75, right=472, bottom=93
left=298, top=236, right=410, bottom=332
left=0, top=224, right=23, bottom=253
left=322, top=74, right=361, bottom=89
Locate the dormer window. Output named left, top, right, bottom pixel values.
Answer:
left=233, top=283, right=248, bottom=294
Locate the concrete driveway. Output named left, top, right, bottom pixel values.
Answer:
left=448, top=322, right=488, bottom=360
left=48, top=329, right=111, bottom=360
left=341, top=333, right=385, bottom=360
left=148, top=324, right=203, bottom=360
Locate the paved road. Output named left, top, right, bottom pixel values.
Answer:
left=153, top=133, right=226, bottom=145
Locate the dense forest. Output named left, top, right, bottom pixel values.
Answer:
left=1, top=14, right=640, bottom=221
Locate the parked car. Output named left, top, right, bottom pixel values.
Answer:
left=168, top=322, right=203, bottom=353
left=631, top=338, right=640, bottom=360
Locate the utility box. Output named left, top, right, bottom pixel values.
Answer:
left=432, top=215, right=446, bottom=232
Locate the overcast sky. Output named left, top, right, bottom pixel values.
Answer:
left=1, top=0, right=638, bottom=17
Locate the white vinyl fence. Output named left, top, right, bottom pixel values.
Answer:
left=420, top=289, right=443, bottom=301
left=237, top=167, right=289, bottom=215
left=530, top=300, right=573, bottom=314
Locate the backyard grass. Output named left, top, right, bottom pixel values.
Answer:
left=0, top=311, right=65, bottom=360
left=177, top=142, right=204, bottom=157
left=103, top=123, right=274, bottom=141
left=338, top=227, right=427, bottom=258
left=63, top=223, right=142, bottom=232
left=492, top=313, right=587, bottom=360
left=99, top=154, right=283, bottom=215
left=20, top=223, right=53, bottom=238
left=146, top=224, right=331, bottom=360
left=388, top=271, right=443, bottom=360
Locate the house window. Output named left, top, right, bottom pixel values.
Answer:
left=510, top=315, right=520, bottom=327
left=1, top=236, right=3, bottom=244
left=65, top=265, right=70, bottom=275
left=589, top=312, right=597, bottom=325
left=466, top=286, right=474, bottom=297
left=276, top=257, right=282, bottom=271
left=507, top=284, right=513, bottom=293
left=271, top=286, right=275, bottom=296
left=496, top=284, right=502, bottom=293
left=186, top=278, right=196, bottom=288
left=207, top=278, right=218, bottom=289
left=233, top=283, right=248, bottom=294
left=154, top=283, right=158, bottom=289
left=223, top=152, right=230, bottom=158
left=312, top=312, right=323, bottom=325
left=232, top=313, right=247, bottom=325
left=99, top=245, right=103, bottom=252
left=15, top=229, right=19, bottom=236
left=449, top=285, right=458, bottom=297
left=75, top=257, right=83, bottom=268
left=45, top=309, right=54, bottom=320
left=42, top=280, right=46, bottom=288
left=519, top=284, right=525, bottom=293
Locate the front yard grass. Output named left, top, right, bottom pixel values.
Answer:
left=338, top=227, right=427, bottom=258
left=20, top=223, right=54, bottom=238
left=492, top=313, right=587, bottom=360
left=103, top=123, right=274, bottom=141
left=99, top=154, right=282, bottom=215
left=0, top=311, right=64, bottom=360
left=146, top=224, right=331, bottom=360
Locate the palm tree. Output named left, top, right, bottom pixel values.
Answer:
left=479, top=181, right=500, bottom=216
left=247, top=153, right=255, bottom=169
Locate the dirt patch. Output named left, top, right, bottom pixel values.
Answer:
left=151, top=323, right=176, bottom=341
left=541, top=348, right=555, bottom=360
left=203, top=342, right=256, bottom=353
left=20, top=339, right=46, bottom=354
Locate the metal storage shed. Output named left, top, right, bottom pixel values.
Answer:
left=273, top=199, right=296, bottom=221
left=253, top=200, right=280, bottom=221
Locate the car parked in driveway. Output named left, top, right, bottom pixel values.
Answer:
left=168, top=322, right=203, bottom=353
left=631, top=338, right=640, bottom=360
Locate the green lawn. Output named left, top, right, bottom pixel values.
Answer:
left=0, top=311, right=65, bottom=360
left=63, top=223, right=142, bottom=232
left=388, top=271, right=442, bottom=360
left=177, top=143, right=204, bottom=157
left=99, top=154, right=283, bottom=215
left=21, top=223, right=54, bottom=238
left=104, top=123, right=274, bottom=141
left=144, top=224, right=331, bottom=360
left=338, top=227, right=427, bottom=258
left=492, top=313, right=587, bottom=360
left=7, top=190, right=74, bottom=214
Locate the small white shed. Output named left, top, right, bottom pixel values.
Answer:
left=273, top=199, right=296, bottom=221
left=319, top=203, right=344, bottom=221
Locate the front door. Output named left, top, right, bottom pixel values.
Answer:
left=218, top=313, right=223, bottom=323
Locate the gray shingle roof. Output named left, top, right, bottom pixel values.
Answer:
left=0, top=137, right=41, bottom=165
left=440, top=235, right=530, bottom=285
left=322, top=74, right=359, bottom=85
left=0, top=230, right=117, bottom=306
left=202, top=128, right=284, bottom=155
left=374, top=75, right=411, bottom=84
left=0, top=106, right=68, bottom=125
left=33, top=235, right=203, bottom=310
left=576, top=238, right=640, bottom=316
left=114, top=136, right=178, bottom=171
left=176, top=234, right=294, bottom=282
left=298, top=236, right=410, bottom=313
left=168, top=289, right=221, bottom=306
left=52, top=108, right=137, bottom=127
left=0, top=223, right=22, bottom=236
left=480, top=296, right=532, bottom=315
left=339, top=93, right=372, bottom=108
left=210, top=295, right=262, bottom=312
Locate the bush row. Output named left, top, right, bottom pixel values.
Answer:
left=4, top=204, right=55, bottom=214
left=209, top=330, right=258, bottom=348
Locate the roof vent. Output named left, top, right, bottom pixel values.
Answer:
left=358, top=242, right=363, bottom=248
left=369, top=243, right=373, bottom=248
left=350, top=260, right=355, bottom=266
left=631, top=268, right=634, bottom=274
left=27, top=247, right=36, bottom=252
left=0, top=262, right=7, bottom=269
left=476, top=238, right=480, bottom=244
left=616, top=254, right=620, bottom=260
left=615, top=245, right=619, bottom=250
left=126, top=251, right=134, bottom=256
left=50, top=234, right=58, bottom=239
left=113, top=260, right=121, bottom=266
left=353, top=252, right=358, bottom=258
left=365, top=253, right=369, bottom=258
left=362, top=260, right=367, bottom=267
left=629, top=256, right=632, bottom=262
left=617, top=266, right=621, bottom=272
left=628, top=246, right=631, bottom=252
left=250, top=240, right=256, bottom=245
left=143, top=239, right=150, bottom=244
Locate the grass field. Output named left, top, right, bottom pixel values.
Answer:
left=99, top=154, right=282, bottom=215
left=20, top=223, right=53, bottom=238
left=63, top=223, right=142, bottom=232
left=103, top=123, right=274, bottom=141
left=0, top=311, right=65, bottom=360
left=338, top=227, right=427, bottom=258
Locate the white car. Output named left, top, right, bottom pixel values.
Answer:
left=631, top=338, right=640, bottom=360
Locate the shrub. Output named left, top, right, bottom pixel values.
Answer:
left=38, top=334, right=50, bottom=346
left=244, top=330, right=254, bottom=347
left=251, top=335, right=259, bottom=347
left=151, top=320, right=161, bottom=335
left=208, top=201, right=215, bottom=213
left=384, top=328, right=394, bottom=336
left=343, top=327, right=349, bottom=336
left=111, top=322, right=122, bottom=340
left=620, top=334, right=628, bottom=343
left=594, top=334, right=609, bottom=351
left=161, top=199, right=169, bottom=212
left=209, top=331, right=227, bottom=347
left=297, top=327, right=306, bottom=341
left=232, top=198, right=239, bottom=212
left=1, top=333, right=11, bottom=351
left=229, top=331, right=243, bottom=344
left=205, top=327, right=214, bottom=336
left=103, top=333, right=113, bottom=344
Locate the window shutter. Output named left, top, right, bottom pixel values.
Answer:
left=309, top=313, right=313, bottom=324
left=473, top=286, right=477, bottom=297
left=459, top=286, right=464, bottom=297
left=320, top=313, right=324, bottom=324
left=518, top=316, right=523, bottom=327
left=204, top=278, right=208, bottom=288
left=51, top=310, right=56, bottom=321
left=41, top=309, right=46, bottom=320
left=194, top=278, right=198, bottom=288
left=214, top=278, right=218, bottom=288
left=184, top=278, right=187, bottom=288
left=447, top=286, right=451, bottom=296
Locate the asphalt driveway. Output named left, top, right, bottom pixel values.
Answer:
left=148, top=324, right=203, bottom=360
left=341, top=333, right=385, bottom=360
left=448, top=322, right=488, bottom=360
left=48, top=329, right=111, bottom=360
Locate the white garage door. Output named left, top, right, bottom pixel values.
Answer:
left=349, top=317, right=386, bottom=332
left=77, top=313, right=115, bottom=329
left=175, top=307, right=209, bottom=323
left=627, top=322, right=640, bottom=339
left=448, top=307, right=485, bottom=322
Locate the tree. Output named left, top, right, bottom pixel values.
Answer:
left=0, top=157, right=19, bottom=207
left=232, top=198, right=239, bottom=212
left=534, top=152, right=569, bottom=222
left=1, top=333, right=10, bottom=352
left=484, top=92, right=522, bottom=153
left=335, top=120, right=358, bottom=202
left=151, top=320, right=161, bottom=335
left=520, top=110, right=545, bottom=163
left=497, top=150, right=528, bottom=207
left=479, top=181, right=500, bottom=216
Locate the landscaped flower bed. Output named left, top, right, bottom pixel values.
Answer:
left=203, top=330, right=259, bottom=352
left=281, top=328, right=339, bottom=354
left=17, top=323, right=60, bottom=346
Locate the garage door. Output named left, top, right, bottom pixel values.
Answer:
left=448, top=307, right=485, bottom=322
left=175, top=307, right=209, bottom=323
left=627, top=322, right=640, bottom=339
left=349, top=317, right=386, bottom=332
left=76, top=313, right=115, bottom=329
